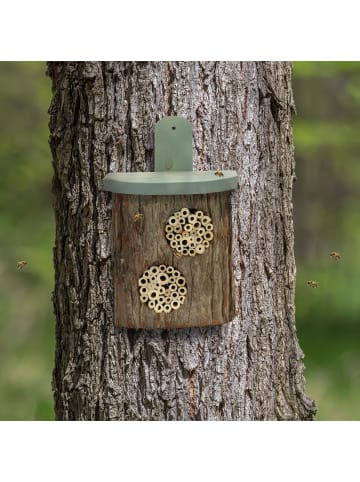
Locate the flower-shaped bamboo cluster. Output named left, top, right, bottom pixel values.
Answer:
left=138, top=264, right=187, bottom=313
left=165, top=208, right=214, bottom=256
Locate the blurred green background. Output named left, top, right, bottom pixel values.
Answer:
left=0, top=62, right=54, bottom=419
left=0, top=62, right=358, bottom=420
left=293, top=62, right=360, bottom=420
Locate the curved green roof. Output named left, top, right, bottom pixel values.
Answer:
left=103, top=170, right=238, bottom=195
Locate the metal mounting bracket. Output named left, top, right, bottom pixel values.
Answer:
left=154, top=116, right=192, bottom=172
left=103, top=116, right=238, bottom=195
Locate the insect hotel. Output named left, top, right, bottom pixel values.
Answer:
left=103, top=116, right=238, bottom=329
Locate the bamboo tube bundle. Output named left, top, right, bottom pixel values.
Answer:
left=165, top=208, right=214, bottom=256
left=138, top=264, right=187, bottom=313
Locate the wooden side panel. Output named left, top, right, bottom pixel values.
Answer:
left=113, top=193, right=235, bottom=329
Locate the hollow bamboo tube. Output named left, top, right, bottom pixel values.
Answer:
left=138, top=277, right=148, bottom=286
left=178, top=287, right=187, bottom=296
left=168, top=216, right=178, bottom=225
left=148, top=290, right=158, bottom=301
left=171, top=300, right=180, bottom=310
left=157, top=273, right=169, bottom=285
left=180, top=208, right=190, bottom=217
left=154, top=304, right=164, bottom=313
left=195, top=244, right=205, bottom=254
left=164, top=304, right=171, bottom=313
left=177, top=276, right=185, bottom=286
left=204, top=231, right=214, bottom=241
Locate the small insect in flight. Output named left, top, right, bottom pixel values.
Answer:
left=17, top=261, right=28, bottom=271
left=133, top=213, right=144, bottom=222
left=330, top=251, right=341, bottom=261
left=214, top=171, right=224, bottom=177
left=307, top=280, right=319, bottom=288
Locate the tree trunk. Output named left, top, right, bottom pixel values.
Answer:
left=48, top=61, right=316, bottom=420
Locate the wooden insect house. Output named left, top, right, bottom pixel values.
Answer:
left=103, top=116, right=238, bottom=329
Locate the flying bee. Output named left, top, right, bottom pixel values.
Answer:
left=17, top=261, right=28, bottom=271
left=330, top=251, right=341, bottom=261
left=307, top=280, right=319, bottom=288
left=133, top=213, right=144, bottom=222
left=174, top=252, right=182, bottom=258
left=214, top=171, right=224, bottom=177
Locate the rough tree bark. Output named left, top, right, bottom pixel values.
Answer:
left=48, top=61, right=316, bottom=420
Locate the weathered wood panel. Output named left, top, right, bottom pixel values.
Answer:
left=113, top=192, right=235, bottom=328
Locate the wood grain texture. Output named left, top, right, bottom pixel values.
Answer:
left=49, top=61, right=316, bottom=420
left=113, top=193, right=234, bottom=328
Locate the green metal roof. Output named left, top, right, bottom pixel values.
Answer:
left=103, top=116, right=238, bottom=196
left=103, top=170, right=238, bottom=195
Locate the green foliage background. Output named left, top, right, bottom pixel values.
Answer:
left=0, top=62, right=54, bottom=419
left=0, top=62, right=358, bottom=420
left=293, top=62, right=360, bottom=420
